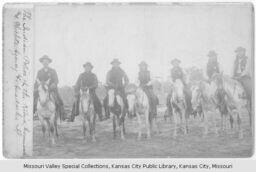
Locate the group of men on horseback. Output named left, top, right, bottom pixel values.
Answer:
left=33, top=46, right=251, bottom=123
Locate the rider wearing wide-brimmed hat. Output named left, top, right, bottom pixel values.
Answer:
left=72, top=62, right=105, bottom=121
left=233, top=46, right=249, bottom=78
left=170, top=58, right=186, bottom=84
left=138, top=61, right=159, bottom=116
left=232, top=46, right=251, bottom=107
left=34, top=55, right=64, bottom=118
left=206, top=50, right=220, bottom=79
left=169, top=58, right=192, bottom=113
left=104, top=58, right=129, bottom=117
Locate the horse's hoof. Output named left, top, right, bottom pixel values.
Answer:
left=92, top=138, right=96, bottom=142
left=121, top=137, right=125, bottom=141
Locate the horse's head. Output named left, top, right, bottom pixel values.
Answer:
left=127, top=93, right=136, bottom=114
left=37, top=79, right=50, bottom=105
left=108, top=89, right=115, bottom=107
left=80, top=87, right=91, bottom=113
left=211, top=73, right=224, bottom=88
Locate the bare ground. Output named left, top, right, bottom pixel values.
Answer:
left=33, top=108, right=253, bottom=158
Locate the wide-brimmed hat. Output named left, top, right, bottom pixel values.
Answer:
left=171, top=58, right=181, bottom=65
left=111, top=58, right=121, bottom=65
left=235, top=46, right=246, bottom=53
left=39, top=55, right=52, bottom=63
left=83, top=62, right=93, bottom=68
left=207, top=50, right=217, bottom=57
left=139, top=61, right=148, bottom=67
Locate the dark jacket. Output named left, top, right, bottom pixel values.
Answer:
left=106, top=67, right=129, bottom=89
left=75, top=71, right=98, bottom=94
left=35, top=67, right=58, bottom=90
left=207, top=60, right=220, bottom=79
left=171, top=66, right=185, bottom=83
left=138, top=70, right=150, bottom=86
left=233, top=55, right=248, bottom=77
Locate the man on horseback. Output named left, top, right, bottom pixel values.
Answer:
left=104, top=58, right=129, bottom=118
left=206, top=50, right=220, bottom=80
left=72, top=62, right=105, bottom=121
left=138, top=61, right=158, bottom=116
left=233, top=47, right=251, bottom=95
left=34, top=55, right=64, bottom=120
left=170, top=58, right=192, bottom=112
left=232, top=46, right=252, bottom=112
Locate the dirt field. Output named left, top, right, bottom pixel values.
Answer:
left=33, top=107, right=253, bottom=158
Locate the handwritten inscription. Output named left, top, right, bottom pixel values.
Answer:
left=12, top=10, right=32, bottom=155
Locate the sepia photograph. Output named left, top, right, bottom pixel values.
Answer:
left=3, top=2, right=254, bottom=159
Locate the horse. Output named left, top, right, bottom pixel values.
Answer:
left=191, top=81, right=219, bottom=136
left=108, top=89, right=126, bottom=140
left=211, top=73, right=247, bottom=138
left=36, top=79, right=58, bottom=145
left=169, top=79, right=189, bottom=138
left=127, top=87, right=159, bottom=140
left=79, top=87, right=96, bottom=142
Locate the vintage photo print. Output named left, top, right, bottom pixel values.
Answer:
left=2, top=2, right=254, bottom=158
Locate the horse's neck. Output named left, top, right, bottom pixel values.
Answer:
left=137, top=88, right=147, bottom=101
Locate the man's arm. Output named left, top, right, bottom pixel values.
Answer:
left=123, top=71, right=129, bottom=86
left=91, top=74, right=98, bottom=89
left=52, top=69, right=59, bottom=85
left=74, top=74, right=83, bottom=94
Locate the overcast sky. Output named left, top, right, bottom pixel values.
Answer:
left=34, top=3, right=253, bottom=86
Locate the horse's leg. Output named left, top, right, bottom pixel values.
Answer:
left=91, top=112, right=96, bottom=142
left=42, top=123, right=46, bottom=138
left=54, top=116, right=59, bottom=139
left=49, top=117, right=56, bottom=145
left=221, top=113, right=224, bottom=132
left=203, top=111, right=209, bottom=137
left=229, top=114, right=234, bottom=130
left=224, top=114, right=229, bottom=132
left=247, top=100, right=252, bottom=127
left=153, top=117, right=160, bottom=135
left=137, top=113, right=142, bottom=140
left=38, top=115, right=46, bottom=138
left=173, top=110, right=178, bottom=138
left=237, top=112, right=243, bottom=139
left=119, top=114, right=125, bottom=140
left=145, top=109, right=151, bottom=139
left=121, top=111, right=126, bottom=135
left=184, top=110, right=188, bottom=134
left=112, top=114, right=116, bottom=139
left=82, top=118, right=87, bottom=142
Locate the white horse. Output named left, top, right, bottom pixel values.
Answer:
left=169, top=79, right=188, bottom=138
left=211, top=73, right=247, bottom=138
left=127, top=87, right=159, bottom=140
left=191, top=81, right=219, bottom=137
left=79, top=88, right=96, bottom=142
left=108, top=89, right=125, bottom=140
left=36, top=79, right=58, bottom=145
